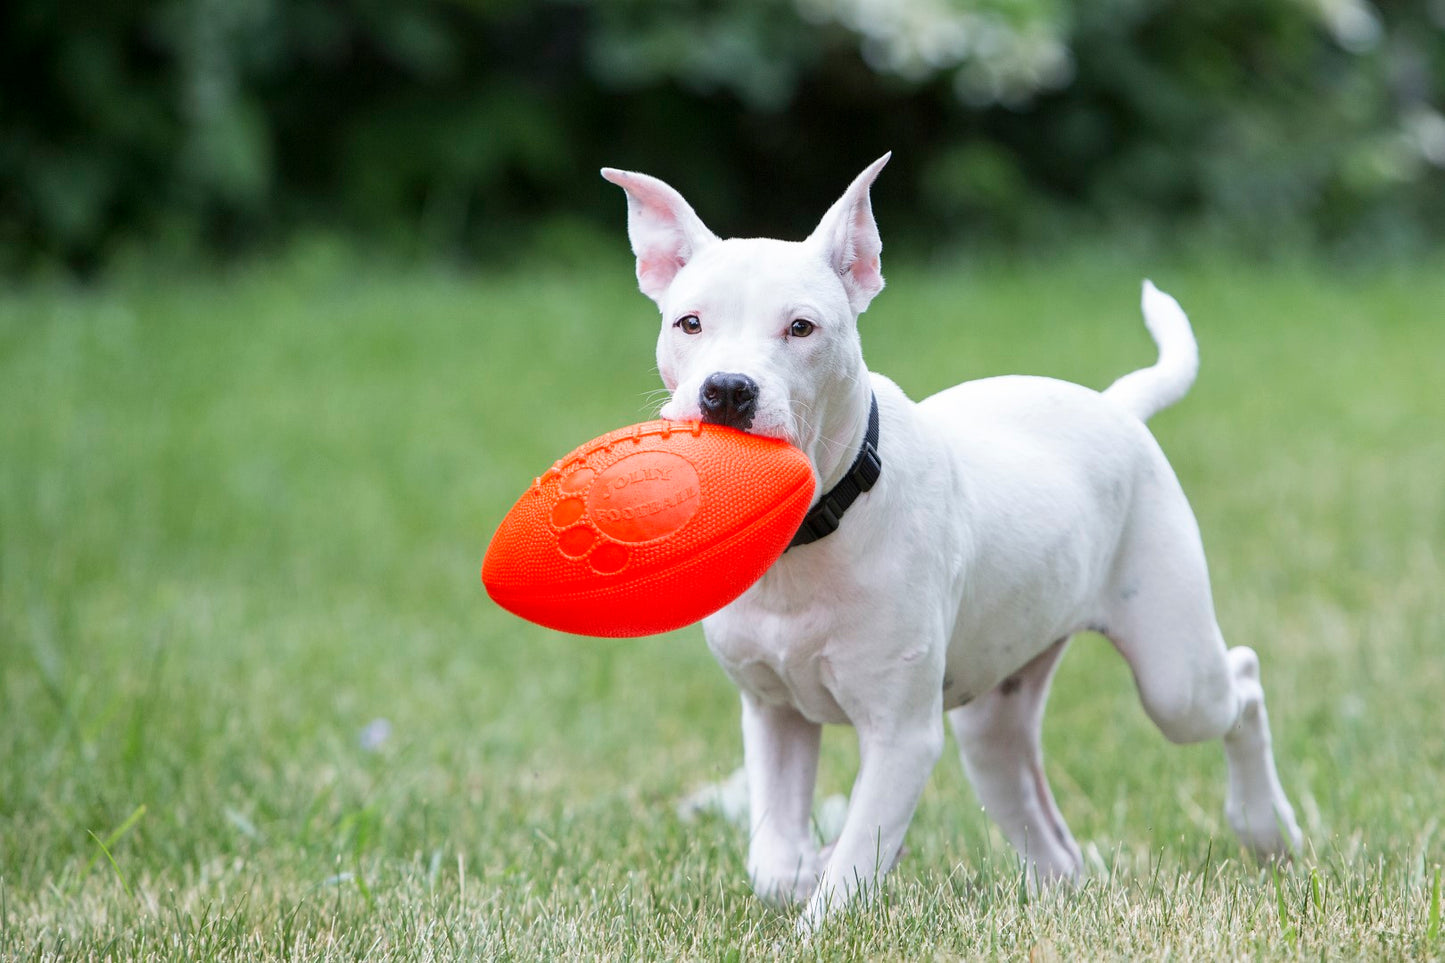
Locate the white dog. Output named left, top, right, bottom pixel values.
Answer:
left=600, top=154, right=1302, bottom=932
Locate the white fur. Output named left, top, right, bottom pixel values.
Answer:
left=602, top=156, right=1302, bottom=933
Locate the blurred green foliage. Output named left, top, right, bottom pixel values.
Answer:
left=2, top=0, right=1442, bottom=271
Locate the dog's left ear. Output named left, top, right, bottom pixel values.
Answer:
left=808, top=153, right=890, bottom=313
left=601, top=168, right=720, bottom=307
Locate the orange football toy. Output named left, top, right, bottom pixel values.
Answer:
left=483, top=420, right=815, bottom=637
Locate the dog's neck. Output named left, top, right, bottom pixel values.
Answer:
left=807, top=369, right=875, bottom=496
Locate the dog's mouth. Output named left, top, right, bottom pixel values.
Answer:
left=659, top=390, right=795, bottom=444
left=729, top=420, right=793, bottom=443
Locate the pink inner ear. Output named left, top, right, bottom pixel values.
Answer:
left=637, top=252, right=687, bottom=298
left=830, top=194, right=882, bottom=298
left=848, top=254, right=882, bottom=299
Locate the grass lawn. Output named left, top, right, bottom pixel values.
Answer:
left=2, top=247, right=1443, bottom=960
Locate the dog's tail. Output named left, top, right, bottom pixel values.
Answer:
left=1103, top=280, right=1199, bottom=422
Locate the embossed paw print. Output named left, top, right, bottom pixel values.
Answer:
left=549, top=465, right=626, bottom=574
left=548, top=448, right=702, bottom=575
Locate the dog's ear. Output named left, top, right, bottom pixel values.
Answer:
left=601, top=168, right=719, bottom=306
left=808, top=153, right=890, bottom=313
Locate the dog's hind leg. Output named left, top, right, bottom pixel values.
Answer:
left=949, top=638, right=1083, bottom=884
left=1104, top=508, right=1302, bottom=859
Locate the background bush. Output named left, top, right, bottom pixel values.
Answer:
left=3, top=0, right=1443, bottom=272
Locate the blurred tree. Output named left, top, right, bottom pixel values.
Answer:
left=0, top=0, right=1441, bottom=272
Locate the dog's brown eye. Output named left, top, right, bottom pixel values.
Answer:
left=789, top=319, right=815, bottom=338
left=675, top=315, right=702, bottom=335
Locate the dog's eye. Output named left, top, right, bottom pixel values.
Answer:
left=789, top=319, right=816, bottom=338
left=675, top=315, right=702, bottom=335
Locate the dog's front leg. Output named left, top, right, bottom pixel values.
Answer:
left=799, top=708, right=945, bottom=933
left=741, top=694, right=823, bottom=906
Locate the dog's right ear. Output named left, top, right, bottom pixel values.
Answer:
left=601, top=168, right=719, bottom=306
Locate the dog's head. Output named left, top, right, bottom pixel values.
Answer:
left=601, top=156, right=889, bottom=462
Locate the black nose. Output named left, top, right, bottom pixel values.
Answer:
left=698, top=372, right=759, bottom=430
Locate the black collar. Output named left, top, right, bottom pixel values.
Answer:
left=788, top=392, right=882, bottom=549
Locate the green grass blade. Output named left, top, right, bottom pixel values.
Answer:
left=82, top=804, right=147, bottom=882
left=85, top=830, right=132, bottom=899
left=1272, top=862, right=1297, bottom=950
left=1428, top=865, right=1441, bottom=946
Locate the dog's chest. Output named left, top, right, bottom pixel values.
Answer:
left=703, top=586, right=858, bottom=725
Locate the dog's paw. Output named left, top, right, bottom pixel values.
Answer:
left=1227, top=799, right=1304, bottom=861
left=749, top=863, right=819, bottom=908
